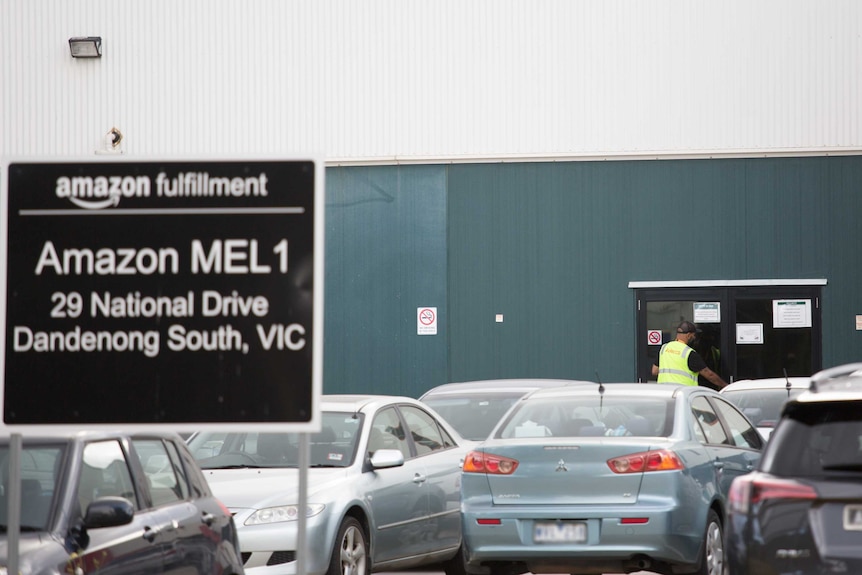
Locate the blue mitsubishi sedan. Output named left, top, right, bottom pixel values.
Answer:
left=459, top=383, right=763, bottom=575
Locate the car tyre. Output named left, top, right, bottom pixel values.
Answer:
left=443, top=544, right=468, bottom=575
left=697, top=509, right=723, bottom=575
left=327, top=517, right=368, bottom=575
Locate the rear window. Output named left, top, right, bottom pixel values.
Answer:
left=721, top=388, right=804, bottom=428
left=421, top=393, right=524, bottom=440
left=495, top=396, right=674, bottom=439
left=762, top=401, right=862, bottom=476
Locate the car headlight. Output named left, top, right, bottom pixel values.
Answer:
left=244, top=503, right=325, bottom=525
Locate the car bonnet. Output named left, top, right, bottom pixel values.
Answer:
left=201, top=467, right=348, bottom=509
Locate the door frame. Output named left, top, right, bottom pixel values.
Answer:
left=631, top=279, right=825, bottom=383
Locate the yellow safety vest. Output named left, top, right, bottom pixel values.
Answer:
left=657, top=340, right=698, bottom=385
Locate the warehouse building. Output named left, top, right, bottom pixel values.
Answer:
left=2, top=1, right=861, bottom=397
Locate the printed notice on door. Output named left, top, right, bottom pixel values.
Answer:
left=773, top=299, right=812, bottom=328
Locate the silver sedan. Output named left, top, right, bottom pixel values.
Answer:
left=188, top=394, right=472, bottom=575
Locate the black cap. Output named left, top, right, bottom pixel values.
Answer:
left=676, top=321, right=701, bottom=334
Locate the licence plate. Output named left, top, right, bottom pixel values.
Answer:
left=533, top=521, right=587, bottom=543
left=843, top=504, right=862, bottom=531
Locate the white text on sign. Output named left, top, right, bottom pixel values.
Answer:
left=34, top=238, right=289, bottom=276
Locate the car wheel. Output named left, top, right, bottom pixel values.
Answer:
left=697, top=509, right=724, bottom=575
left=443, top=544, right=467, bottom=575
left=327, top=517, right=368, bottom=575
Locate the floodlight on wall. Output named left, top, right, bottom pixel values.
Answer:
left=69, top=37, right=102, bottom=58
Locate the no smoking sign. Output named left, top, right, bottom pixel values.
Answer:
left=648, top=329, right=663, bottom=345
left=417, top=307, right=437, bottom=335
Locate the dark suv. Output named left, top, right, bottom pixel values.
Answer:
left=725, top=362, right=862, bottom=574
left=1, top=430, right=244, bottom=575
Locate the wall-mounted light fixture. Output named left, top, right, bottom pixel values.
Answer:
left=69, top=37, right=102, bottom=58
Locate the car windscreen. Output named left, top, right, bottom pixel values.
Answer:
left=495, top=395, right=674, bottom=439
left=189, top=411, right=364, bottom=469
left=421, top=393, right=526, bottom=440
left=762, top=401, right=862, bottom=476
left=722, top=388, right=805, bottom=428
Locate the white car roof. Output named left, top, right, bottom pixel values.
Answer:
left=419, top=378, right=593, bottom=399
left=319, top=394, right=420, bottom=413
left=721, top=377, right=810, bottom=392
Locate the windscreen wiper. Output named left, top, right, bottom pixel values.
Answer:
left=822, top=463, right=862, bottom=472
left=201, top=464, right=266, bottom=470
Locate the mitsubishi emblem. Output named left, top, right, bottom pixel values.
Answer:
left=555, top=459, right=568, bottom=472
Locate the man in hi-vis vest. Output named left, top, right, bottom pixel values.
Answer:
left=651, top=321, right=729, bottom=389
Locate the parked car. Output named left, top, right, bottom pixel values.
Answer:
left=0, top=429, right=244, bottom=575
left=726, top=362, right=862, bottom=574
left=419, top=379, right=593, bottom=441
left=188, top=395, right=471, bottom=575
left=720, top=376, right=810, bottom=439
left=460, top=382, right=763, bottom=575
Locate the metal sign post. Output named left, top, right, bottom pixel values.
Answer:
left=297, top=433, right=309, bottom=575
left=6, top=433, right=22, bottom=575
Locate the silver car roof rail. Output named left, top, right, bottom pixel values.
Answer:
left=808, top=362, right=862, bottom=393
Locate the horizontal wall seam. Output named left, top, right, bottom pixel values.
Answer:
left=327, top=147, right=862, bottom=167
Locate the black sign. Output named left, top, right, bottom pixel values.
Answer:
left=2, top=159, right=322, bottom=426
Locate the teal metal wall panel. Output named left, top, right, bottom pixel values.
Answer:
left=324, top=166, right=448, bottom=396
left=322, top=156, right=861, bottom=397
left=815, top=157, right=862, bottom=364
left=448, top=157, right=862, bottom=384
left=448, top=162, right=630, bottom=383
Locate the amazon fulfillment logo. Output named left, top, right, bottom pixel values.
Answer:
left=55, top=172, right=270, bottom=210
left=55, top=175, right=149, bottom=210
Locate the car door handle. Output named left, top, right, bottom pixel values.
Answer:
left=142, top=525, right=160, bottom=543
left=201, top=511, right=215, bottom=526
left=413, top=473, right=427, bottom=484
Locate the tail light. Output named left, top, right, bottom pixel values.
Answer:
left=463, top=450, right=519, bottom=475
left=620, top=517, right=649, bottom=524
left=729, top=475, right=817, bottom=514
left=607, top=449, right=683, bottom=474
left=477, top=518, right=502, bottom=525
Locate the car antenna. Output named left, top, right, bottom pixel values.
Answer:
left=595, top=371, right=605, bottom=411
left=783, top=368, right=792, bottom=397
left=595, top=371, right=605, bottom=394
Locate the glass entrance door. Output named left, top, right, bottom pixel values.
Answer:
left=637, top=288, right=730, bottom=384
left=732, top=286, right=820, bottom=379
left=636, top=285, right=821, bottom=383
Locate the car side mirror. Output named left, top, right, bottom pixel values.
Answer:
left=369, top=448, right=404, bottom=469
left=70, top=496, right=134, bottom=551
left=84, top=496, right=135, bottom=529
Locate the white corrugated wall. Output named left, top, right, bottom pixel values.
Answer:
left=2, top=0, right=861, bottom=162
